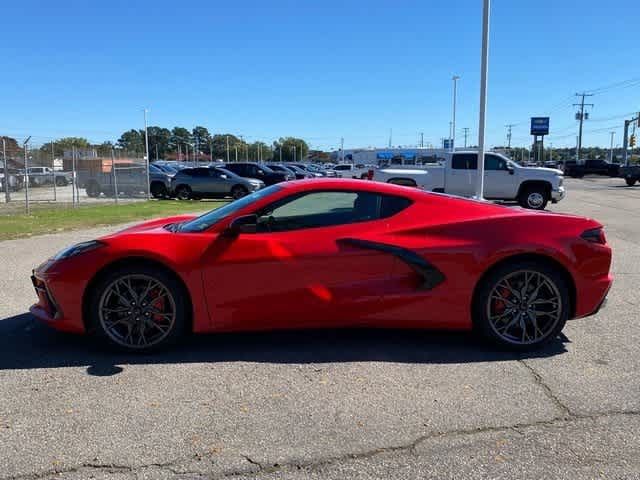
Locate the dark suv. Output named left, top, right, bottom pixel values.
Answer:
left=223, top=162, right=292, bottom=185
left=564, top=159, right=619, bottom=178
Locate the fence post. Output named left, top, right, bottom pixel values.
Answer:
left=2, top=138, right=9, bottom=203
left=111, top=147, right=118, bottom=204
left=23, top=138, right=30, bottom=214
left=51, top=141, right=57, bottom=202
left=71, top=146, right=77, bottom=207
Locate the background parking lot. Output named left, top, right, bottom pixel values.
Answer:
left=0, top=177, right=638, bottom=479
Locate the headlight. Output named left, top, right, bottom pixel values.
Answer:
left=53, top=240, right=105, bottom=260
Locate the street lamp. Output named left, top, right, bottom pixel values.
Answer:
left=451, top=75, right=460, bottom=151
left=475, top=0, right=490, bottom=200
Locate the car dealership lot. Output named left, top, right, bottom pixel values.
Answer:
left=0, top=177, right=638, bottom=479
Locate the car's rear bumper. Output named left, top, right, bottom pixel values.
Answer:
left=573, top=273, right=613, bottom=319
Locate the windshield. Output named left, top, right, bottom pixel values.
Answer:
left=214, top=167, right=243, bottom=180
left=179, top=185, right=282, bottom=232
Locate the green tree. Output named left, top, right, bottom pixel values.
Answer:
left=169, top=127, right=192, bottom=153
left=147, top=126, right=172, bottom=160
left=117, top=129, right=144, bottom=156
left=273, top=137, right=309, bottom=162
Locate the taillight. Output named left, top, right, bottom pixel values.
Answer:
left=581, top=227, right=606, bottom=245
left=366, top=169, right=374, bottom=180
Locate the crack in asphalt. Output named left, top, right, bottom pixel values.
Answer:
left=517, top=359, right=573, bottom=417
left=4, top=410, right=638, bottom=480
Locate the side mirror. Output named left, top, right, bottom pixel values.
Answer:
left=257, top=170, right=264, bottom=175
left=507, top=166, right=515, bottom=175
left=227, top=214, right=258, bottom=235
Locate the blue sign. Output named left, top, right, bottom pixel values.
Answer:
left=376, top=150, right=417, bottom=160
left=442, top=139, right=453, bottom=149
left=531, top=117, right=550, bottom=136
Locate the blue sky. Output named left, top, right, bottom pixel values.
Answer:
left=0, top=0, right=638, bottom=150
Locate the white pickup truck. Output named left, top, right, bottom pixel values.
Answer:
left=372, top=151, right=565, bottom=210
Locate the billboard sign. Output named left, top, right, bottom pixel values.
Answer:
left=530, top=117, right=550, bottom=136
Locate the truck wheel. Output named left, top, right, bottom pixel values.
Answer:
left=150, top=182, right=168, bottom=199
left=175, top=185, right=192, bottom=200
left=85, top=181, right=101, bottom=198
left=625, top=177, right=637, bottom=187
left=518, top=186, right=549, bottom=210
left=55, top=177, right=68, bottom=186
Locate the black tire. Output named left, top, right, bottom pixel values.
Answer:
left=518, top=186, right=549, bottom=210
left=86, top=264, right=188, bottom=352
left=85, top=181, right=101, bottom=198
left=150, top=182, right=168, bottom=199
left=55, top=177, right=68, bottom=186
left=231, top=185, right=249, bottom=200
left=473, top=260, right=569, bottom=351
left=625, top=177, right=637, bottom=187
left=175, top=185, right=192, bottom=200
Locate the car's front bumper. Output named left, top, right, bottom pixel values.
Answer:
left=551, top=185, right=565, bottom=203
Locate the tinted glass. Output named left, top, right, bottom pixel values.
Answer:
left=380, top=195, right=412, bottom=217
left=179, top=185, right=282, bottom=232
left=191, top=168, right=209, bottom=177
left=452, top=154, right=477, bottom=170
left=485, top=155, right=507, bottom=171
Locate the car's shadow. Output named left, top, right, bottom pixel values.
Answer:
left=0, top=313, right=569, bottom=376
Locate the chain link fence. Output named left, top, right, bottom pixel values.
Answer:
left=1, top=138, right=151, bottom=214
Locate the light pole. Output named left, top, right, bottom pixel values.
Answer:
left=475, top=0, right=490, bottom=200
left=2, top=137, right=9, bottom=203
left=451, top=75, right=460, bottom=151
left=609, top=131, right=615, bottom=163
left=143, top=109, right=151, bottom=199
left=226, top=135, right=230, bottom=162
left=23, top=136, right=31, bottom=214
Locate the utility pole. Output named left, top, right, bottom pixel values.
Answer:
left=505, top=124, right=514, bottom=149
left=226, top=135, right=230, bottom=162
left=388, top=129, right=392, bottom=148
left=143, top=109, right=151, bottom=199
left=463, top=128, right=469, bottom=148
left=279, top=144, right=282, bottom=162
left=23, top=136, right=31, bottom=214
left=292, top=146, right=296, bottom=162
left=573, top=92, right=594, bottom=162
left=420, top=132, right=424, bottom=148
left=475, top=0, right=490, bottom=200
left=340, top=137, right=344, bottom=163
left=451, top=75, right=460, bottom=151
left=609, top=131, right=615, bottom=163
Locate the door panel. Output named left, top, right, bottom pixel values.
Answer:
left=202, top=222, right=395, bottom=332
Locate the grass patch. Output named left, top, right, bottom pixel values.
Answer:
left=0, top=200, right=225, bottom=240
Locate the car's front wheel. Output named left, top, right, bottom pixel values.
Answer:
left=474, top=260, right=569, bottom=351
left=87, top=264, right=188, bottom=351
left=175, top=185, right=192, bottom=200
left=625, top=176, right=637, bottom=187
left=518, top=186, right=549, bottom=210
left=150, top=182, right=168, bottom=199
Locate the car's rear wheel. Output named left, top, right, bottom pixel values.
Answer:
left=474, top=261, right=569, bottom=351
left=518, top=186, right=549, bottom=210
left=150, top=182, right=168, bottom=198
left=175, top=185, right=192, bottom=200
left=85, top=181, right=101, bottom=198
left=88, top=265, right=187, bottom=351
left=231, top=185, right=248, bottom=200
left=625, top=176, right=637, bottom=187
left=55, top=177, right=68, bottom=186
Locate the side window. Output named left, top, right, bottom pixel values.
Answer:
left=485, top=155, right=507, bottom=171
left=452, top=154, right=477, bottom=170
left=380, top=195, right=412, bottom=218
left=257, top=191, right=383, bottom=232
left=192, top=168, right=209, bottom=177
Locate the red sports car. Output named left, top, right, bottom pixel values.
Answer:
left=30, top=179, right=612, bottom=352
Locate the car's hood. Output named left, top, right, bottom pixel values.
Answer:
left=518, top=166, right=563, bottom=176
left=104, top=214, right=198, bottom=238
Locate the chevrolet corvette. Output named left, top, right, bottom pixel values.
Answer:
left=30, top=179, right=612, bottom=352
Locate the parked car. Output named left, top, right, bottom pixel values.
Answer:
left=285, top=163, right=324, bottom=178
left=0, top=168, right=23, bottom=192
left=223, top=162, right=292, bottom=185
left=564, top=159, right=620, bottom=178
left=30, top=179, right=612, bottom=352
left=267, top=163, right=311, bottom=180
left=171, top=166, right=264, bottom=200
left=80, top=163, right=172, bottom=198
left=619, top=164, right=640, bottom=186
left=372, top=150, right=565, bottom=210
left=332, top=163, right=371, bottom=179
left=23, top=166, right=72, bottom=187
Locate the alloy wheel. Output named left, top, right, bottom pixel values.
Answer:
left=98, top=274, right=176, bottom=349
left=486, top=270, right=562, bottom=345
left=527, top=192, right=544, bottom=209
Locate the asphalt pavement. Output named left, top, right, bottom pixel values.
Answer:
left=0, top=177, right=638, bottom=479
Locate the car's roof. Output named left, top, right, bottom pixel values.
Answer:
left=279, top=178, right=428, bottom=198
